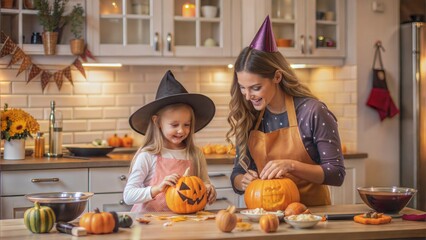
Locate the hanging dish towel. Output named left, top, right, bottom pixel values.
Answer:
left=366, top=42, right=399, bottom=121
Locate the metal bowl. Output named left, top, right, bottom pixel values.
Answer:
left=357, top=187, right=417, bottom=214
left=25, top=192, right=94, bottom=222
left=65, top=144, right=115, bottom=157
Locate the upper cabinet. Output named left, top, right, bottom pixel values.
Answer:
left=242, top=0, right=346, bottom=64
left=0, top=0, right=85, bottom=55
left=87, top=0, right=233, bottom=57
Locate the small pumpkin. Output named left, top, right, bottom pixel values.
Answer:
left=244, top=178, right=300, bottom=211
left=79, top=208, right=116, bottom=234
left=24, top=201, right=56, bottom=233
left=284, top=202, right=309, bottom=216
left=166, top=167, right=207, bottom=214
left=216, top=205, right=238, bottom=232
left=202, top=145, right=212, bottom=154
left=259, top=214, right=279, bottom=233
left=118, top=214, right=133, bottom=228
left=108, top=134, right=123, bottom=147
left=122, top=134, right=133, bottom=148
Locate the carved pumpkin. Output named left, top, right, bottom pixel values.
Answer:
left=166, top=168, right=207, bottom=214
left=244, top=178, right=300, bottom=211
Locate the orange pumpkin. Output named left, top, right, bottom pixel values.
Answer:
left=122, top=134, right=133, bottom=148
left=79, top=208, right=116, bottom=234
left=166, top=168, right=207, bottom=214
left=216, top=205, right=237, bottom=232
left=284, top=202, right=309, bottom=216
left=244, top=178, right=300, bottom=211
left=259, top=214, right=279, bottom=233
left=108, top=134, right=123, bottom=147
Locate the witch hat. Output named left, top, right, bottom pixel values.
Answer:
left=129, top=70, right=216, bottom=135
left=249, top=15, right=278, bottom=52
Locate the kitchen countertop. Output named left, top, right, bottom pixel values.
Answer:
left=0, top=152, right=368, bottom=171
left=0, top=204, right=424, bottom=240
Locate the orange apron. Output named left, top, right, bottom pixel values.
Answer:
left=248, top=94, right=331, bottom=206
left=131, top=155, right=191, bottom=212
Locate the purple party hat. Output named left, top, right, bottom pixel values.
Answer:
left=249, top=15, right=278, bottom=52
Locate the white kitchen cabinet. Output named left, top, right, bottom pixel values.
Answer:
left=242, top=0, right=345, bottom=64
left=0, top=168, right=89, bottom=219
left=87, top=0, right=233, bottom=57
left=204, top=164, right=239, bottom=210
left=0, top=0, right=85, bottom=55
left=88, top=167, right=132, bottom=212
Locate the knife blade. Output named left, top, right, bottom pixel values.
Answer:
left=324, top=213, right=361, bottom=220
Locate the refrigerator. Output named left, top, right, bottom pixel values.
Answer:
left=400, top=22, right=426, bottom=211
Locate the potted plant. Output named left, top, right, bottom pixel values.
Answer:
left=69, top=3, right=85, bottom=55
left=35, top=0, right=69, bottom=55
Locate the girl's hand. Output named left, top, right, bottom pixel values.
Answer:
left=205, top=184, right=217, bottom=204
left=260, top=160, right=295, bottom=179
left=240, top=170, right=259, bottom=190
left=151, top=173, right=180, bottom=198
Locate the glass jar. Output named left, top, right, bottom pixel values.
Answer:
left=34, top=132, right=45, bottom=158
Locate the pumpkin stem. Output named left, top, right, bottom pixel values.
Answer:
left=94, top=208, right=100, bottom=213
left=183, top=167, right=190, bottom=177
left=226, top=205, right=236, bottom=214
left=34, top=201, right=40, bottom=209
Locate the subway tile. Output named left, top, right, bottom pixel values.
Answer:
left=0, top=82, right=11, bottom=93
left=117, top=119, right=132, bottom=130
left=30, top=96, right=88, bottom=107
left=343, top=105, right=357, bottom=117
left=87, top=96, right=115, bottom=106
left=88, top=119, right=116, bottom=131
left=43, top=108, right=73, bottom=120
left=0, top=96, right=27, bottom=107
left=74, top=132, right=104, bottom=143
left=116, top=71, right=143, bottom=82
left=335, top=65, right=357, bottom=80
left=310, top=68, right=335, bottom=81
left=12, top=82, right=43, bottom=94
left=344, top=80, right=357, bottom=92
left=351, top=93, right=357, bottom=103
left=131, top=82, right=160, bottom=93
left=103, top=83, right=130, bottom=94
left=63, top=120, right=87, bottom=132
left=0, top=68, right=26, bottom=81
left=117, top=95, right=144, bottom=106
left=43, top=82, right=74, bottom=94
left=209, top=94, right=231, bottom=106
left=73, top=83, right=102, bottom=94
left=103, top=107, right=130, bottom=118
left=86, top=70, right=115, bottom=82
left=74, top=108, right=103, bottom=119
left=335, top=93, right=351, bottom=104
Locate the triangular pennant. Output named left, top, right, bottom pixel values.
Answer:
left=63, top=66, right=73, bottom=85
left=0, top=37, right=17, bottom=58
left=80, top=44, right=96, bottom=62
left=28, top=64, right=42, bottom=83
left=73, top=58, right=86, bottom=78
left=17, top=56, right=32, bottom=76
left=40, top=71, right=52, bottom=91
left=8, top=47, right=25, bottom=67
left=1, top=32, right=7, bottom=43
left=54, top=70, right=64, bottom=90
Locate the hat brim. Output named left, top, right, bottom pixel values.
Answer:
left=129, top=93, right=215, bottom=135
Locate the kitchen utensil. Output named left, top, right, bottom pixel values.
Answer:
left=25, top=192, right=94, bottom=222
left=357, top=186, right=417, bottom=214
left=324, top=213, right=361, bottom=220
left=65, top=144, right=115, bottom=157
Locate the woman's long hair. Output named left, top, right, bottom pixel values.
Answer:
left=129, top=103, right=199, bottom=175
left=226, top=47, right=317, bottom=167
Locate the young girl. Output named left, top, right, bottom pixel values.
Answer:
left=124, top=70, right=217, bottom=212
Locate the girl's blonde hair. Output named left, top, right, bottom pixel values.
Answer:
left=226, top=47, right=317, bottom=167
left=129, top=103, right=199, bottom=175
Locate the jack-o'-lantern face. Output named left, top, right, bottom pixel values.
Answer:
left=166, top=175, right=207, bottom=214
left=244, top=178, right=300, bottom=211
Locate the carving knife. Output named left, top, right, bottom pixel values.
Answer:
left=324, top=213, right=361, bottom=220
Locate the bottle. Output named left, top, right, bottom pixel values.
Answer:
left=46, top=101, right=63, bottom=157
left=34, top=132, right=45, bottom=157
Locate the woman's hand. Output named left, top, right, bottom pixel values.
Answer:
left=205, top=184, right=217, bottom=204
left=151, top=173, right=180, bottom=197
left=260, top=160, right=295, bottom=179
left=240, top=170, right=259, bottom=190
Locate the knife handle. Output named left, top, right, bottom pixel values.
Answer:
left=326, top=214, right=359, bottom=220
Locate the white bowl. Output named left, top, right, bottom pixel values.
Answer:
left=284, top=214, right=322, bottom=229
left=201, top=6, right=218, bottom=18
left=240, top=209, right=284, bottom=222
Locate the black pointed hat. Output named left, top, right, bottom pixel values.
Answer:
left=129, top=70, right=215, bottom=135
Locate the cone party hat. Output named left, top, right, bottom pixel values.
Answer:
left=249, top=15, right=278, bottom=52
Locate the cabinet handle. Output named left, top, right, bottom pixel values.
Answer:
left=119, top=200, right=125, bottom=205
left=308, top=35, right=313, bottom=55
left=166, top=33, right=172, bottom=52
left=119, top=175, right=127, bottom=181
left=154, top=32, right=160, bottom=51
left=31, top=178, right=59, bottom=183
left=300, top=35, right=305, bottom=54
left=208, top=173, right=226, bottom=178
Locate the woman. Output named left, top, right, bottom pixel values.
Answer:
left=227, top=16, right=345, bottom=206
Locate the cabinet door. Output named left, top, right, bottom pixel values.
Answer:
left=89, top=167, right=128, bottom=193
left=205, top=188, right=239, bottom=210
left=88, top=0, right=162, bottom=56
left=89, top=193, right=132, bottom=212
left=0, top=196, right=33, bottom=219
left=162, top=0, right=232, bottom=57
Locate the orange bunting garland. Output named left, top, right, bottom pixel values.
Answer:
left=0, top=31, right=89, bottom=92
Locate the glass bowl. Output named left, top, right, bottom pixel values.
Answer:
left=357, top=187, right=417, bottom=214
left=284, top=214, right=323, bottom=229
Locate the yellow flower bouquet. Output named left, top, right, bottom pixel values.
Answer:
left=1, top=104, right=40, bottom=141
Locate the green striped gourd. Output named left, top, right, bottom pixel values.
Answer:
left=24, top=202, right=56, bottom=233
